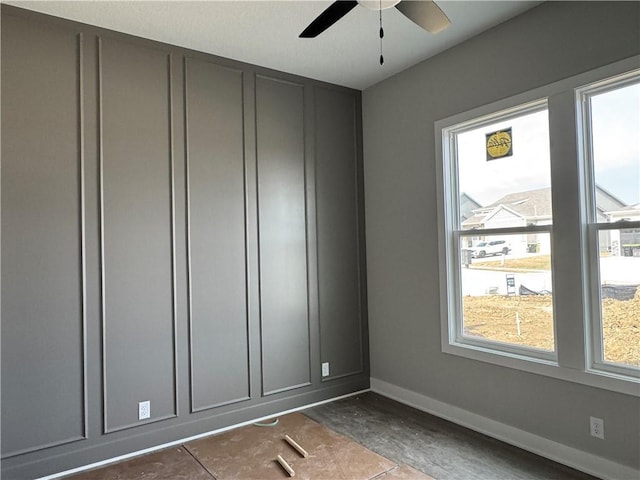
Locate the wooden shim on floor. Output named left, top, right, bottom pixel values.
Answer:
left=284, top=434, right=309, bottom=458
left=276, top=455, right=295, bottom=477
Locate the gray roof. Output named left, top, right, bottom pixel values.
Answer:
left=595, top=185, right=627, bottom=214
left=485, top=187, right=552, bottom=218
left=461, top=185, right=627, bottom=228
left=460, top=193, right=482, bottom=222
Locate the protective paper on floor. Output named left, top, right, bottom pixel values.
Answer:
left=185, top=412, right=397, bottom=479
left=64, top=447, right=213, bottom=480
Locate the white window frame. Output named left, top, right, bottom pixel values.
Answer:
left=435, top=55, right=640, bottom=396
left=440, top=99, right=557, bottom=363
left=576, top=70, right=640, bottom=379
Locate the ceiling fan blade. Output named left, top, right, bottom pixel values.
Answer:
left=395, top=0, right=451, bottom=34
left=299, top=1, right=358, bottom=38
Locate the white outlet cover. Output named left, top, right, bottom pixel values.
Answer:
left=590, top=416, right=604, bottom=439
left=139, top=400, right=151, bottom=420
left=321, top=362, right=330, bottom=377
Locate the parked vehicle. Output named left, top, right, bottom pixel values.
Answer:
left=469, top=240, right=510, bottom=258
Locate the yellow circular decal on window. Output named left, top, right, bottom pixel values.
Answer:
left=486, top=130, right=512, bottom=159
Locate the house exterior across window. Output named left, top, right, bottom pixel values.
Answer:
left=461, top=186, right=552, bottom=254
left=461, top=185, right=630, bottom=255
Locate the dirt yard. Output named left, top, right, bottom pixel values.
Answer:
left=463, top=290, right=640, bottom=367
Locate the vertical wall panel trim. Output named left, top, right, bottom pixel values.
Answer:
left=253, top=73, right=265, bottom=396
left=168, top=53, right=180, bottom=420
left=78, top=31, right=89, bottom=441
left=97, top=36, right=107, bottom=435
left=241, top=70, right=253, bottom=405
left=243, top=70, right=260, bottom=403
left=355, top=95, right=366, bottom=375
left=184, top=57, right=194, bottom=412
left=98, top=40, right=179, bottom=433
left=305, top=84, right=320, bottom=387
left=184, top=58, right=251, bottom=412
left=303, top=83, right=315, bottom=386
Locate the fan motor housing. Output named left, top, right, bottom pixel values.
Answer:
left=357, top=0, right=401, bottom=11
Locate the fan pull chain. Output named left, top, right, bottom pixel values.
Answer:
left=379, top=0, right=384, bottom=65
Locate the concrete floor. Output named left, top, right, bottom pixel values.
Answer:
left=304, top=392, right=599, bottom=480
left=64, top=391, right=599, bottom=480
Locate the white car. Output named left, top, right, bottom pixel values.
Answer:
left=469, top=240, right=510, bottom=258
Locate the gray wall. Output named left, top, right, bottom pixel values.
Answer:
left=1, top=6, right=368, bottom=478
left=363, top=1, right=640, bottom=470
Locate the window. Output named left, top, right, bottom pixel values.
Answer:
left=436, top=56, right=640, bottom=394
left=443, top=101, right=556, bottom=360
left=578, top=72, right=640, bottom=377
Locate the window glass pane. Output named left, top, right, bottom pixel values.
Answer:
left=460, top=232, right=554, bottom=351
left=591, top=82, right=640, bottom=208
left=588, top=79, right=640, bottom=371
left=598, top=229, right=640, bottom=367
left=457, top=108, right=552, bottom=228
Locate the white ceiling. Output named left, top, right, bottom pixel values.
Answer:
left=6, top=0, right=542, bottom=90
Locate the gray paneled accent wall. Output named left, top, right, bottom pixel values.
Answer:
left=1, top=6, right=367, bottom=479
left=99, top=37, right=178, bottom=432
left=255, top=76, right=311, bottom=395
left=184, top=57, right=250, bottom=411
left=1, top=14, right=86, bottom=457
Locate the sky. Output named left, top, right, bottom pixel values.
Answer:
left=455, top=82, right=639, bottom=208
left=591, top=82, right=640, bottom=206
left=457, top=109, right=550, bottom=206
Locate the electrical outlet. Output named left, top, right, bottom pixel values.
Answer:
left=139, top=400, right=151, bottom=420
left=590, top=416, right=604, bottom=439
left=321, top=362, right=330, bottom=377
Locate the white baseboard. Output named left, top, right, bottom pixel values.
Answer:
left=370, top=377, right=639, bottom=480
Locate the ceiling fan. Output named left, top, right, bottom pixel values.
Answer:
left=299, top=0, right=451, bottom=38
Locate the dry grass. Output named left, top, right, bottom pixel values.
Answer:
left=465, top=253, right=639, bottom=366
left=473, top=255, right=551, bottom=271
left=602, top=289, right=640, bottom=367
left=463, top=292, right=639, bottom=367
left=463, top=295, right=554, bottom=351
